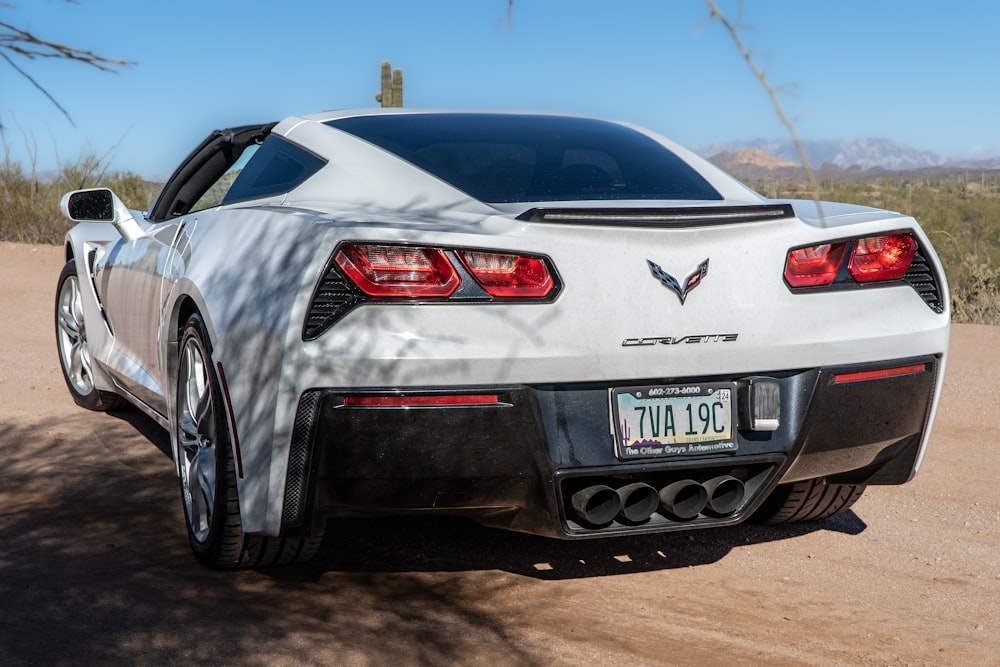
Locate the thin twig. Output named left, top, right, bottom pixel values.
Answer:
left=0, top=50, right=75, bottom=126
left=704, top=0, right=825, bottom=223
left=0, top=7, right=133, bottom=130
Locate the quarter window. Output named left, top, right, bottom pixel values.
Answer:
left=189, top=144, right=260, bottom=213
left=221, top=136, right=326, bottom=205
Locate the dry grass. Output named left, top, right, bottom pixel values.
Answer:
left=0, top=151, right=157, bottom=245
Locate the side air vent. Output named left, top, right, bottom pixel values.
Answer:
left=517, top=203, right=794, bottom=227
left=86, top=248, right=114, bottom=334
left=282, top=390, right=321, bottom=526
left=903, top=247, right=945, bottom=313
left=302, top=262, right=366, bottom=341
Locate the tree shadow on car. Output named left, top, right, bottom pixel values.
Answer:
left=275, top=509, right=867, bottom=583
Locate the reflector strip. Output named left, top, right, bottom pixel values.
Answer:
left=343, top=394, right=500, bottom=407
left=832, top=363, right=927, bottom=385
left=216, top=362, right=243, bottom=479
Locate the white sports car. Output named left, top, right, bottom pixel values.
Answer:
left=56, top=110, right=950, bottom=569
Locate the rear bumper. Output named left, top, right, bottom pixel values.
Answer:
left=282, top=355, right=940, bottom=538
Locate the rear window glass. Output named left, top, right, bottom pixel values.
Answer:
left=326, top=114, right=721, bottom=203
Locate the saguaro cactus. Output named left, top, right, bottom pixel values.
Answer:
left=375, top=61, right=403, bottom=107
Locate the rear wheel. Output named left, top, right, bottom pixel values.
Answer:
left=751, top=478, right=866, bottom=524
left=55, top=261, right=125, bottom=411
left=176, top=313, right=323, bottom=569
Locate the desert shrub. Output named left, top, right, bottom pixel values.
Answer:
left=950, top=254, right=1000, bottom=325
left=0, top=152, right=158, bottom=245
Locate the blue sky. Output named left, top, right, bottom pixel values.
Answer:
left=1, top=0, right=997, bottom=177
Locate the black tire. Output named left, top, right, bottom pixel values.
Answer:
left=55, top=261, right=126, bottom=411
left=176, top=313, right=323, bottom=569
left=751, top=478, right=866, bottom=525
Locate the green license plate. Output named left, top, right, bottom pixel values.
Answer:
left=611, top=382, right=737, bottom=459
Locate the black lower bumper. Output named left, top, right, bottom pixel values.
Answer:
left=282, top=355, right=940, bottom=538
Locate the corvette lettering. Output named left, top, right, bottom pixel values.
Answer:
left=622, top=334, right=739, bottom=347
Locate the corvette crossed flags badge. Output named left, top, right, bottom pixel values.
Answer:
left=646, top=258, right=710, bottom=305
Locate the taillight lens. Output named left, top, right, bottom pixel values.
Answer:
left=334, top=244, right=460, bottom=297
left=457, top=250, right=555, bottom=298
left=848, top=234, right=917, bottom=282
left=783, top=242, right=849, bottom=287
left=784, top=233, right=918, bottom=289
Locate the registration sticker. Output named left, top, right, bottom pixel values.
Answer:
left=611, top=383, right=737, bottom=459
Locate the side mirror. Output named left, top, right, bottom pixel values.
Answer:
left=60, top=188, right=145, bottom=243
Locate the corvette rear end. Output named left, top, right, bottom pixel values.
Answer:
left=277, top=197, right=947, bottom=540
left=56, top=109, right=949, bottom=568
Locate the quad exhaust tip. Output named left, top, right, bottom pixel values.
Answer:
left=659, top=480, right=708, bottom=520
left=570, top=476, right=747, bottom=526
left=704, top=475, right=746, bottom=516
left=616, top=482, right=660, bottom=523
left=571, top=485, right=621, bottom=526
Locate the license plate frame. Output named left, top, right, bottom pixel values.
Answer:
left=610, top=382, right=738, bottom=460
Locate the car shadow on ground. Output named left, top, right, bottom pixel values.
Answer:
left=103, top=404, right=868, bottom=582
left=0, top=406, right=868, bottom=665
left=279, top=510, right=866, bottom=583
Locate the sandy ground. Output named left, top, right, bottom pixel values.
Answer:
left=1, top=240, right=997, bottom=666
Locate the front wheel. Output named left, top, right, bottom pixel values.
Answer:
left=176, top=313, right=323, bottom=569
left=55, top=261, right=124, bottom=411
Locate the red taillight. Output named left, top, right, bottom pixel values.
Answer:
left=335, top=244, right=459, bottom=297
left=457, top=250, right=555, bottom=298
left=785, top=233, right=919, bottom=289
left=343, top=394, right=500, bottom=407
left=848, top=234, right=917, bottom=282
left=783, top=242, right=849, bottom=287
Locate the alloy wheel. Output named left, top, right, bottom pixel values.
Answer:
left=56, top=274, right=95, bottom=396
left=177, top=336, right=218, bottom=544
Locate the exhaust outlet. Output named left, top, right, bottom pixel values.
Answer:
left=703, top=475, right=746, bottom=516
left=571, top=485, right=621, bottom=525
left=616, top=482, right=659, bottom=523
left=659, top=480, right=708, bottom=520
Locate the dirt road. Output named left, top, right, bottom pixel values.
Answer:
left=1, top=240, right=997, bottom=666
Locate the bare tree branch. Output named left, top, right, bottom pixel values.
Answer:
left=0, top=20, right=130, bottom=73
left=0, top=4, right=133, bottom=128
left=704, top=0, right=825, bottom=222
left=0, top=50, right=75, bottom=126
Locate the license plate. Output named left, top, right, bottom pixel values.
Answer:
left=611, top=382, right=737, bottom=459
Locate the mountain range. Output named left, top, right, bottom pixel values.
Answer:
left=694, top=138, right=1000, bottom=173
